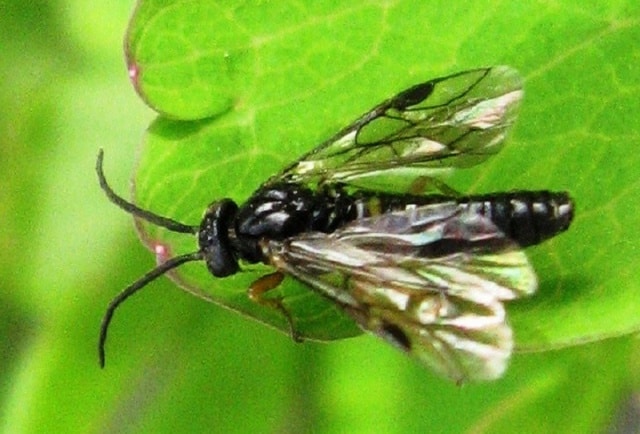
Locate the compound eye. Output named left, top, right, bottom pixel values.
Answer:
left=199, top=199, right=239, bottom=277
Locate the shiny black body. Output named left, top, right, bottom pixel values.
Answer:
left=199, top=183, right=573, bottom=278
left=97, top=67, right=576, bottom=376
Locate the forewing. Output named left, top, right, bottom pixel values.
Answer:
left=272, top=66, right=523, bottom=193
left=266, top=203, right=537, bottom=382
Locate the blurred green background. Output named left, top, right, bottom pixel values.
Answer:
left=1, top=1, right=639, bottom=433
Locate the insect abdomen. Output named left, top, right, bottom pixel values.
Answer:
left=459, top=191, right=573, bottom=247
left=348, top=190, right=573, bottom=247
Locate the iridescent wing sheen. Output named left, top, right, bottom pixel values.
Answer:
left=265, top=202, right=537, bottom=382
left=269, top=66, right=523, bottom=193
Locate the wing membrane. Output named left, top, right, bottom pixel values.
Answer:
left=265, top=202, right=536, bottom=382
left=271, top=66, right=523, bottom=193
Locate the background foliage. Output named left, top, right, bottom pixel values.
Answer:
left=1, top=1, right=639, bottom=433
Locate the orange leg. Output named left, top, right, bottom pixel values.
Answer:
left=249, top=272, right=303, bottom=343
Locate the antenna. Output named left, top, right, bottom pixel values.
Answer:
left=98, top=251, right=203, bottom=368
left=96, top=149, right=197, bottom=234
left=96, top=149, right=204, bottom=366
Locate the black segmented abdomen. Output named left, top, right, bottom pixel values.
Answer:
left=459, top=191, right=573, bottom=247
left=347, top=189, right=573, bottom=248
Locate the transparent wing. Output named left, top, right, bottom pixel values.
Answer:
left=265, top=202, right=537, bottom=382
left=269, top=66, right=523, bottom=193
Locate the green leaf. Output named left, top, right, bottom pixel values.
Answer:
left=127, top=0, right=640, bottom=352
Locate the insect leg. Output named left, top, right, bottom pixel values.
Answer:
left=408, top=176, right=461, bottom=196
left=249, top=272, right=303, bottom=342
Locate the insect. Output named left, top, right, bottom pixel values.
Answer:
left=97, top=66, right=573, bottom=382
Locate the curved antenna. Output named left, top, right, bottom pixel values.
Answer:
left=96, top=149, right=197, bottom=234
left=98, top=251, right=204, bottom=368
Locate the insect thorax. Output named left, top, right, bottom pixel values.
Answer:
left=197, top=184, right=341, bottom=277
left=198, top=183, right=394, bottom=276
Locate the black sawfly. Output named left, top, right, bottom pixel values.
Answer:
left=97, top=66, right=573, bottom=382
